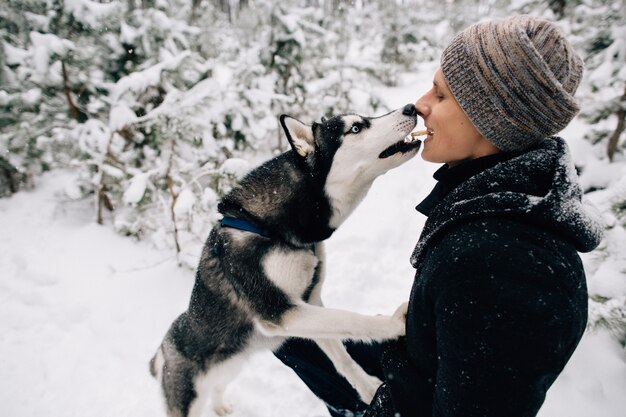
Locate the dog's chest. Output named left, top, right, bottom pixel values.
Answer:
left=262, top=248, right=319, bottom=299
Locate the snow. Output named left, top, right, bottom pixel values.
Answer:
left=219, top=158, right=251, bottom=179
left=2, top=158, right=625, bottom=417
left=213, top=64, right=234, bottom=89
left=109, top=103, right=138, bottom=131
left=76, top=119, right=112, bottom=156
left=1, top=70, right=625, bottom=417
left=120, top=22, right=139, bottom=44
left=202, top=187, right=220, bottom=209
left=28, top=32, right=74, bottom=81
left=63, top=0, right=121, bottom=30
left=590, top=24, right=626, bottom=84
left=537, top=331, right=626, bottom=417
left=111, top=52, right=191, bottom=104
left=123, top=173, right=150, bottom=205
left=590, top=254, right=626, bottom=299
left=2, top=41, right=29, bottom=66
left=174, top=188, right=197, bottom=216
left=347, top=88, right=372, bottom=113
left=582, top=174, right=626, bottom=311
left=21, top=88, right=42, bottom=105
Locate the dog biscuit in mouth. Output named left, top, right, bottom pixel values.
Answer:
left=410, top=130, right=429, bottom=138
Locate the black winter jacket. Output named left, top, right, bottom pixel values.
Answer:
left=365, top=137, right=604, bottom=417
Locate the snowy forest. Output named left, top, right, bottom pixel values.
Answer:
left=1, top=0, right=625, bottom=416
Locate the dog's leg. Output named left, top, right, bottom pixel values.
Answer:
left=157, top=340, right=205, bottom=417
left=315, top=339, right=382, bottom=404
left=188, top=368, right=232, bottom=417
left=205, top=353, right=248, bottom=416
left=187, top=372, right=211, bottom=417
left=255, top=302, right=407, bottom=341
left=162, top=353, right=246, bottom=417
left=211, top=385, right=233, bottom=417
left=304, top=244, right=382, bottom=403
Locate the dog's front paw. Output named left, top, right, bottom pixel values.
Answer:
left=387, top=302, right=408, bottom=338
left=212, top=402, right=233, bottom=416
left=354, top=374, right=383, bottom=404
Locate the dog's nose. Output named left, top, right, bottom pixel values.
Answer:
left=402, top=104, right=417, bottom=116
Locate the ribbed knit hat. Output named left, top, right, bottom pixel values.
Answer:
left=441, top=15, right=583, bottom=152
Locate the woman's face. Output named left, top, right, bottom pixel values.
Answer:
left=415, top=68, right=500, bottom=166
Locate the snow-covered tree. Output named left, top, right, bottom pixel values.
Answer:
left=572, top=1, right=626, bottom=163
left=1, top=1, right=256, bottom=263
left=0, top=0, right=122, bottom=194
left=377, top=1, right=449, bottom=75
left=70, top=1, right=257, bottom=264
left=563, top=0, right=626, bottom=342
left=580, top=171, right=626, bottom=343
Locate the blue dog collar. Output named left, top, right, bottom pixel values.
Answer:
left=215, top=216, right=316, bottom=256
left=219, top=216, right=273, bottom=238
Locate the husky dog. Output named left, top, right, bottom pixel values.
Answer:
left=150, top=104, right=421, bottom=417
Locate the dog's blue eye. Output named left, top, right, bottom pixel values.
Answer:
left=351, top=125, right=360, bottom=134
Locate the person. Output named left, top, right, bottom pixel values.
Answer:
left=274, top=14, right=604, bottom=417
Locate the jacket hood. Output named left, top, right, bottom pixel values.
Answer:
left=410, top=137, right=604, bottom=268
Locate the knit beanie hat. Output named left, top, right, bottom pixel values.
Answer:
left=441, top=15, right=583, bottom=152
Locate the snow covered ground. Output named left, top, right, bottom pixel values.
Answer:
left=2, top=73, right=626, bottom=417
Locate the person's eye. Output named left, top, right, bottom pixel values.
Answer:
left=350, top=125, right=361, bottom=134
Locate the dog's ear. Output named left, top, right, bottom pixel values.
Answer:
left=280, top=115, right=315, bottom=158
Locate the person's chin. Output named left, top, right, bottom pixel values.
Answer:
left=420, top=151, right=441, bottom=164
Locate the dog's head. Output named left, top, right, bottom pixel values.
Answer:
left=280, top=104, right=420, bottom=174
left=280, top=104, right=420, bottom=228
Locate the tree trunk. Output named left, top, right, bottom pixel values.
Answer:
left=190, top=0, right=202, bottom=23
left=0, top=156, right=22, bottom=198
left=215, top=0, right=231, bottom=20
left=166, top=138, right=182, bottom=260
left=607, top=83, right=626, bottom=162
left=0, top=38, right=7, bottom=87
left=61, top=61, right=81, bottom=121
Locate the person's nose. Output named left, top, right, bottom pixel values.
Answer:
left=415, top=97, right=429, bottom=118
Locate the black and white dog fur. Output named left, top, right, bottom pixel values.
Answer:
left=150, top=104, right=421, bottom=417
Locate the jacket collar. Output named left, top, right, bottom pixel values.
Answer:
left=410, top=137, right=604, bottom=268
left=416, top=152, right=518, bottom=217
